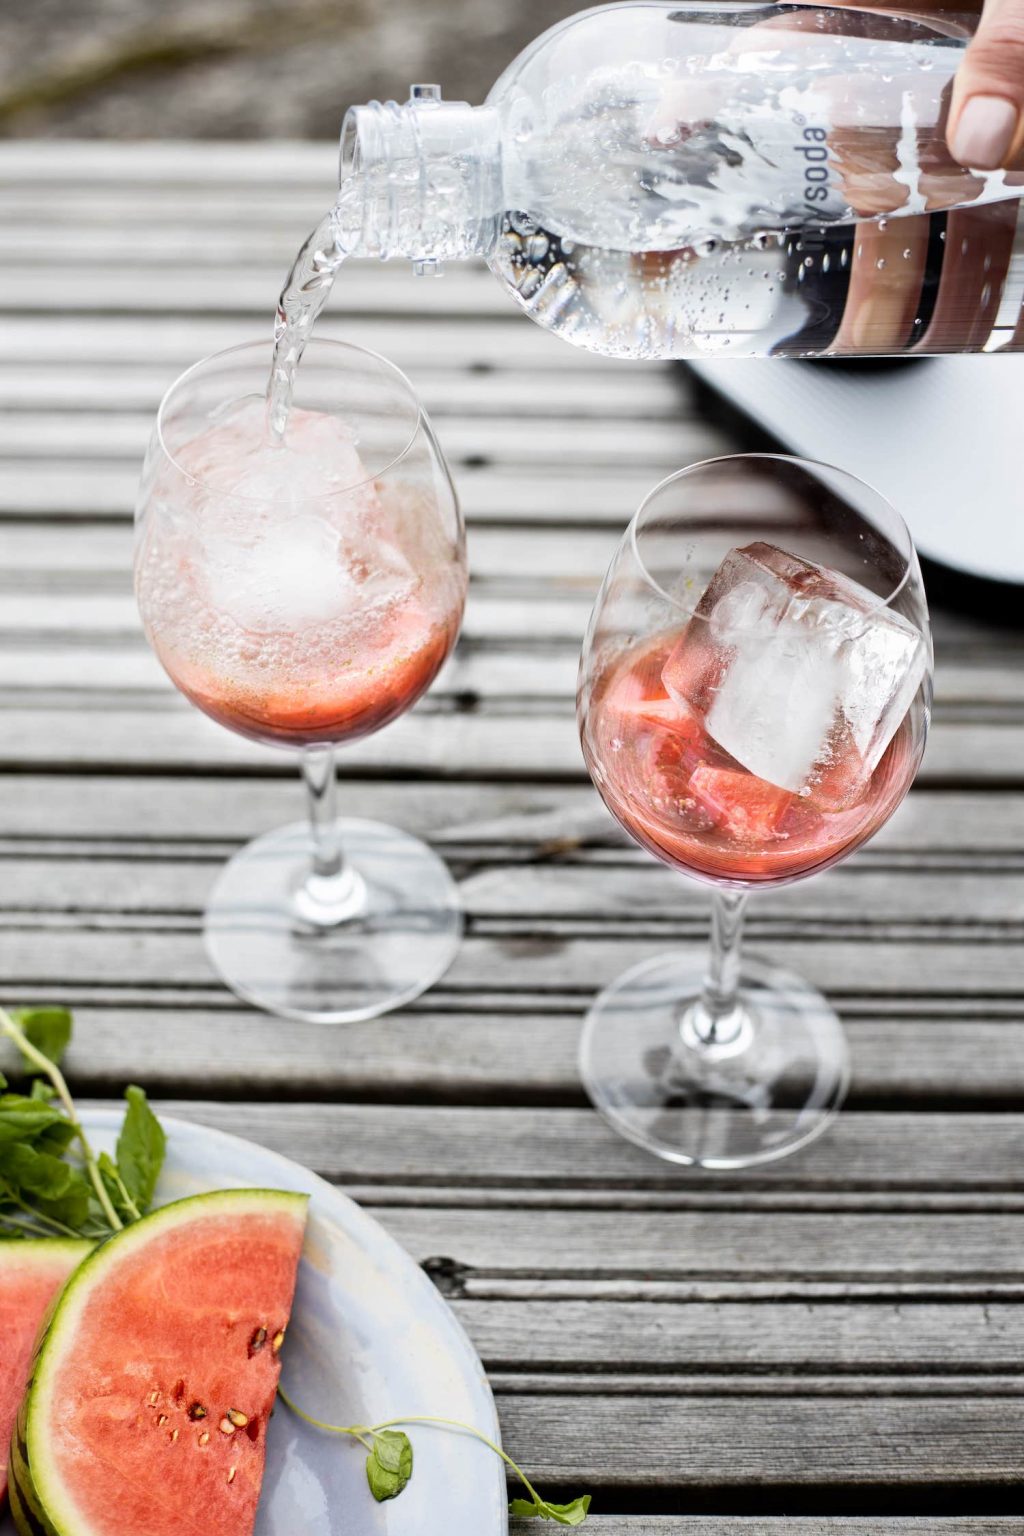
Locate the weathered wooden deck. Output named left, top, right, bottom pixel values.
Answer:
left=1, top=142, right=1022, bottom=1531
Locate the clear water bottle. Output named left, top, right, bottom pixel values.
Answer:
left=333, top=1, right=1024, bottom=358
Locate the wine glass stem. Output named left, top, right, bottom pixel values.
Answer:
left=303, top=745, right=342, bottom=878
left=681, top=889, right=751, bottom=1053
left=295, top=746, right=366, bottom=926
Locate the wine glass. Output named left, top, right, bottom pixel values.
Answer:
left=134, top=338, right=467, bottom=1024
left=577, top=454, right=932, bottom=1168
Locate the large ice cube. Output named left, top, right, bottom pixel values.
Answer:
left=662, top=542, right=925, bottom=802
left=199, top=514, right=418, bottom=634
left=200, top=514, right=357, bottom=633
left=175, top=399, right=414, bottom=634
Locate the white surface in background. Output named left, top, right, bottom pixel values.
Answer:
left=688, top=356, right=1024, bottom=585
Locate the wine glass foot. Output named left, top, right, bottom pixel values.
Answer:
left=579, top=951, right=849, bottom=1169
left=204, top=818, right=462, bottom=1023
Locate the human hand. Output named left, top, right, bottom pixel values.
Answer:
left=948, top=0, right=1024, bottom=167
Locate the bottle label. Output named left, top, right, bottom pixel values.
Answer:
left=792, top=119, right=832, bottom=213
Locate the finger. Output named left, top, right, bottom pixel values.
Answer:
left=948, top=0, right=1024, bottom=166
left=914, top=201, right=1018, bottom=348
left=830, top=214, right=931, bottom=352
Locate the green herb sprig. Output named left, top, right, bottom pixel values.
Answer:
left=277, top=1388, right=591, bottom=1524
left=0, top=1006, right=165, bottom=1242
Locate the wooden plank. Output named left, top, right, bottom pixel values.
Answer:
left=0, top=262, right=514, bottom=318
left=0, top=462, right=724, bottom=523
left=0, top=190, right=326, bottom=227
left=79, top=1102, right=1024, bottom=1197
left=0, top=227, right=350, bottom=265
left=22, top=1005, right=1024, bottom=1104
left=0, top=364, right=680, bottom=419
left=0, top=776, right=1016, bottom=858
left=491, top=1393, right=1024, bottom=1486
left=0, top=775, right=592, bottom=842
left=513, top=1525, right=1024, bottom=1534
left=0, top=521, right=1020, bottom=676
left=0, top=642, right=1018, bottom=722
left=3, top=525, right=1019, bottom=665
left=0, top=580, right=1004, bottom=671
left=0, top=314, right=631, bottom=371
left=457, top=861, right=1024, bottom=925
left=0, top=704, right=1016, bottom=787
left=454, top=1298, right=1024, bottom=1370
left=376, top=1202, right=1024, bottom=1278
left=0, top=853, right=1018, bottom=928
left=0, top=591, right=595, bottom=642
left=0, top=410, right=709, bottom=468
left=0, top=140, right=339, bottom=181
left=2, top=925, right=1021, bottom=1000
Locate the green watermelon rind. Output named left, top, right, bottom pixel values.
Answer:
left=11, top=1189, right=309, bottom=1536
left=2, top=1238, right=93, bottom=1529
left=0, top=1241, right=94, bottom=1271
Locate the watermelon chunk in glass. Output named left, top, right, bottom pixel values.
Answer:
left=688, top=763, right=793, bottom=841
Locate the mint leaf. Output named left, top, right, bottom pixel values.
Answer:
left=0, top=1141, right=76, bottom=1202
left=0, top=1142, right=92, bottom=1232
left=366, top=1430, right=413, bottom=1501
left=35, top=1119, right=76, bottom=1156
left=0, top=1093, right=66, bottom=1144
left=33, top=1171, right=92, bottom=1233
left=509, top=1495, right=592, bottom=1525
left=12, top=1008, right=72, bottom=1069
left=115, top=1086, right=166, bottom=1215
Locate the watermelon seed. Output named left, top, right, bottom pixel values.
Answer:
left=227, top=1468, right=237, bottom=1485
left=228, top=1409, right=249, bottom=1428
left=219, top=1417, right=236, bottom=1436
left=271, top=1331, right=285, bottom=1354
left=248, top=1327, right=267, bottom=1356
left=157, top=1415, right=168, bottom=1426
left=170, top=1429, right=179, bottom=1444
left=187, top=1403, right=207, bottom=1421
left=148, top=1392, right=159, bottom=1406
left=198, top=1431, right=210, bottom=1447
left=245, top=1419, right=259, bottom=1443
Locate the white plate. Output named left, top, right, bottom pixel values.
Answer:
left=2, top=1110, right=507, bottom=1536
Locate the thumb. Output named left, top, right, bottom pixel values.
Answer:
left=948, top=0, right=1024, bottom=168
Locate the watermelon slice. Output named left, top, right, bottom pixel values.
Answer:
left=10, top=1189, right=308, bottom=1536
left=1, top=1241, right=91, bottom=1509
left=688, top=763, right=793, bottom=842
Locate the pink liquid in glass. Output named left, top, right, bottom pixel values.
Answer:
left=135, top=403, right=465, bottom=749
left=585, top=632, right=919, bottom=886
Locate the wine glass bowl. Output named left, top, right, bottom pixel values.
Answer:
left=134, top=338, right=467, bottom=1024
left=577, top=454, right=932, bottom=1167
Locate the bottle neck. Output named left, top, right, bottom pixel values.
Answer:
left=335, top=88, right=502, bottom=267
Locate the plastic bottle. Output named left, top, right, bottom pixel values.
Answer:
left=333, top=1, right=1024, bottom=358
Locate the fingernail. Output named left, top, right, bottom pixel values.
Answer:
left=951, top=95, right=1019, bottom=170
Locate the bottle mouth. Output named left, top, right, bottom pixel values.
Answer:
left=337, top=92, right=502, bottom=264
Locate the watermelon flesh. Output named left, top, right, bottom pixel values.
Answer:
left=0, top=1241, right=91, bottom=1509
left=11, top=1189, right=308, bottom=1536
